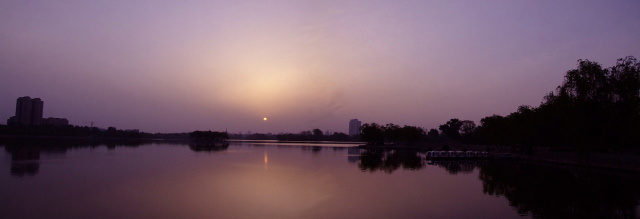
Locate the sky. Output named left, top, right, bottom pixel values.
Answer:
left=1, top=1, right=639, bottom=134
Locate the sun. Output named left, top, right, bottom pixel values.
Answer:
left=263, top=117, right=267, bottom=121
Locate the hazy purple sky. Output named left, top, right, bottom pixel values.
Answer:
left=1, top=1, right=639, bottom=134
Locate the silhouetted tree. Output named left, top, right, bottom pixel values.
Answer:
left=312, top=128, right=323, bottom=136
left=460, top=120, right=476, bottom=135
left=383, top=123, right=402, bottom=144
left=439, top=118, right=463, bottom=140
left=312, top=128, right=324, bottom=140
left=476, top=115, right=508, bottom=146
left=427, top=129, right=440, bottom=142
left=361, top=123, right=384, bottom=145
left=402, top=125, right=425, bottom=144
left=460, top=120, right=477, bottom=143
left=608, top=56, right=640, bottom=150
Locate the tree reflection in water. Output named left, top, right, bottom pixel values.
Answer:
left=357, top=149, right=425, bottom=173
left=479, top=161, right=640, bottom=219
left=356, top=149, right=640, bottom=218
left=357, top=149, right=483, bottom=174
left=188, top=142, right=229, bottom=153
left=426, top=160, right=486, bottom=175
left=2, top=138, right=154, bottom=177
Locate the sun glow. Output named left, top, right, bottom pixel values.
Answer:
left=198, top=32, right=318, bottom=115
left=218, top=65, right=302, bottom=115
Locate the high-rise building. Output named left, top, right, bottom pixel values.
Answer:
left=349, top=119, right=362, bottom=136
left=31, top=98, right=43, bottom=125
left=8, top=96, right=44, bottom=125
left=15, top=96, right=33, bottom=125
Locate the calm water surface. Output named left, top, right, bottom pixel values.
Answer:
left=1, top=140, right=639, bottom=219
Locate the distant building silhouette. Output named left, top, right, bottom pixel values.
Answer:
left=8, top=96, right=43, bottom=125
left=7, top=96, right=69, bottom=126
left=124, top=129, right=140, bottom=133
left=349, top=119, right=362, bottom=136
left=42, top=117, right=69, bottom=126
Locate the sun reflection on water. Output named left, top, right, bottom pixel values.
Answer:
left=264, top=151, right=268, bottom=169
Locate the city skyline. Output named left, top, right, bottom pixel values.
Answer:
left=2, top=1, right=639, bottom=133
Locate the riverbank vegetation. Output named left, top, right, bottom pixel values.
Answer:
left=477, top=56, right=640, bottom=154
left=362, top=56, right=640, bottom=156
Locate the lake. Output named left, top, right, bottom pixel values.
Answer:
left=1, top=140, right=639, bottom=219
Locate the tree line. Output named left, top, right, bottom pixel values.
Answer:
left=0, top=124, right=148, bottom=138
left=276, top=129, right=355, bottom=141
left=360, top=119, right=476, bottom=146
left=0, top=123, right=195, bottom=140
left=361, top=56, right=640, bottom=154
